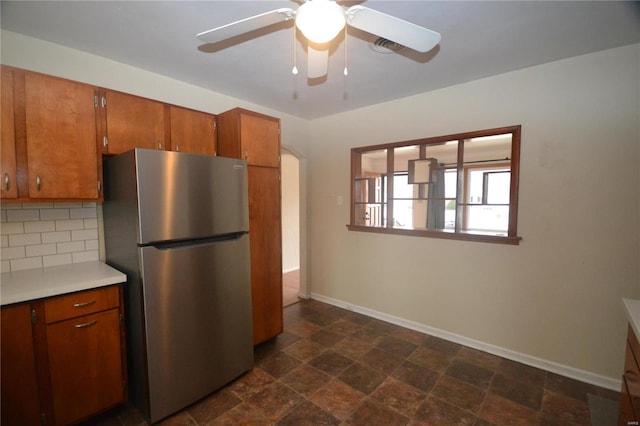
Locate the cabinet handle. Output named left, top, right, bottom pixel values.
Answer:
left=75, top=320, right=97, bottom=329
left=103, top=136, right=109, bottom=149
left=158, top=141, right=163, bottom=150
left=625, top=369, right=638, bottom=382
left=4, top=173, right=9, bottom=191
left=36, top=175, right=41, bottom=191
left=73, top=300, right=96, bottom=308
left=176, top=143, right=180, bottom=152
left=244, top=148, right=249, bottom=160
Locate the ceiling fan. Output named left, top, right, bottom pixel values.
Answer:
left=196, top=0, right=441, bottom=79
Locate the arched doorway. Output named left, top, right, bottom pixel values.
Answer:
left=281, top=149, right=304, bottom=306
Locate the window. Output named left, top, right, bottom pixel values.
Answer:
left=349, top=126, right=522, bottom=244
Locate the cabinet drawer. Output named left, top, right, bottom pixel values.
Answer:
left=44, top=286, right=119, bottom=324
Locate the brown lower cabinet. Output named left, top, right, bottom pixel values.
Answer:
left=620, top=325, right=640, bottom=425
left=1, top=285, right=126, bottom=426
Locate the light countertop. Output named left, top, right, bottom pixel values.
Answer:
left=1, top=261, right=126, bottom=306
left=623, top=298, right=640, bottom=339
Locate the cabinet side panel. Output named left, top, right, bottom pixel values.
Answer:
left=248, top=166, right=283, bottom=345
left=1, top=304, right=41, bottom=426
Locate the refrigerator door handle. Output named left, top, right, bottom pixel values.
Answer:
left=148, top=232, right=248, bottom=251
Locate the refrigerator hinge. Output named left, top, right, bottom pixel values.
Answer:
left=31, top=308, right=37, bottom=325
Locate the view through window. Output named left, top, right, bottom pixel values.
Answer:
left=349, top=126, right=521, bottom=244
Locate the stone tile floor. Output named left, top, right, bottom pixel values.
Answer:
left=89, top=299, right=620, bottom=425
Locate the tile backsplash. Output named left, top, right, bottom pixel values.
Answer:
left=1, top=203, right=100, bottom=273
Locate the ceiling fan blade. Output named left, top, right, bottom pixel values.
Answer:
left=197, top=8, right=295, bottom=44
left=346, top=5, right=441, bottom=53
left=307, top=45, right=329, bottom=78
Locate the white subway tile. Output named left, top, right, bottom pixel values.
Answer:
left=42, top=253, right=72, bottom=268
left=26, top=243, right=57, bottom=257
left=41, top=231, right=71, bottom=244
left=0, top=210, right=6, bottom=223
left=7, top=209, right=40, bottom=222
left=1, top=235, right=8, bottom=248
left=1, top=246, right=25, bottom=260
left=40, top=208, right=70, bottom=221
left=83, top=218, right=98, bottom=229
left=9, top=233, right=41, bottom=247
left=11, top=256, right=42, bottom=271
left=24, top=220, right=56, bottom=233
left=72, top=250, right=99, bottom=263
left=85, top=239, right=99, bottom=251
left=72, top=229, right=98, bottom=241
left=70, top=207, right=97, bottom=219
left=55, top=219, right=85, bottom=231
left=55, top=202, right=83, bottom=208
left=0, top=204, right=22, bottom=210
left=29, top=203, right=54, bottom=209
left=0, top=222, right=24, bottom=235
left=57, top=241, right=85, bottom=254
left=83, top=202, right=97, bottom=208
left=1, top=260, right=10, bottom=273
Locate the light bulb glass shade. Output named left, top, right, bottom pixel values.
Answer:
left=295, top=0, right=346, bottom=44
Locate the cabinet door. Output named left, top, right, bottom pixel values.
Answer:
left=240, top=112, right=280, bottom=167
left=103, top=90, right=165, bottom=154
left=169, top=106, right=216, bottom=155
left=1, top=304, right=41, bottom=426
left=248, top=166, right=283, bottom=345
left=46, top=309, right=123, bottom=425
left=1, top=67, right=17, bottom=199
left=24, top=73, right=99, bottom=199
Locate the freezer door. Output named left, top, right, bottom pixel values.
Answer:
left=139, top=235, right=253, bottom=423
left=135, top=149, right=249, bottom=243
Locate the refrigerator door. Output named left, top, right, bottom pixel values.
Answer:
left=134, top=149, right=249, bottom=244
left=139, top=234, right=253, bottom=423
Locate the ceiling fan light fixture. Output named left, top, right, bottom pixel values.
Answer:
left=295, top=0, right=346, bottom=44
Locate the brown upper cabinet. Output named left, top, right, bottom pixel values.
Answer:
left=1, top=66, right=219, bottom=202
left=1, top=67, right=17, bottom=199
left=1, top=67, right=101, bottom=201
left=99, top=90, right=166, bottom=155
left=218, top=108, right=280, bottom=167
left=168, top=105, right=217, bottom=155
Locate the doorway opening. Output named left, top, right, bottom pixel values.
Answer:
left=281, top=150, right=301, bottom=307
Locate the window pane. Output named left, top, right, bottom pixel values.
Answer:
left=466, top=205, right=509, bottom=233
left=486, top=171, right=510, bottom=204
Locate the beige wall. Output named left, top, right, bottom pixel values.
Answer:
left=281, top=152, right=300, bottom=272
left=307, top=43, right=640, bottom=387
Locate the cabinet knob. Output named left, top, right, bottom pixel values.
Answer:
left=4, top=173, right=9, bottom=191
left=36, top=175, right=41, bottom=191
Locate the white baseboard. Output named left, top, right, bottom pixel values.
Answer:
left=309, top=292, right=621, bottom=391
left=283, top=267, right=300, bottom=274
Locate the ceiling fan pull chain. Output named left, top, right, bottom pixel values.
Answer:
left=292, top=26, right=299, bottom=75
left=343, top=25, right=348, bottom=76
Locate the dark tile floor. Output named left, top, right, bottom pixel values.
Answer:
left=92, top=299, right=619, bottom=425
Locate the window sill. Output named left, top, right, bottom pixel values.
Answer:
left=346, top=224, right=522, bottom=245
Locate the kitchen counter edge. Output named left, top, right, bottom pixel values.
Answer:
left=1, top=261, right=126, bottom=306
left=623, top=298, right=640, bottom=339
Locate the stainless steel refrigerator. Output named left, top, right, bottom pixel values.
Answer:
left=102, top=149, right=253, bottom=423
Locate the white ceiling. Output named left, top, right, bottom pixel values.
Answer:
left=2, top=1, right=639, bottom=119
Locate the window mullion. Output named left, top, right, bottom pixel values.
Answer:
left=386, top=148, right=394, bottom=228
left=455, top=139, right=465, bottom=232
